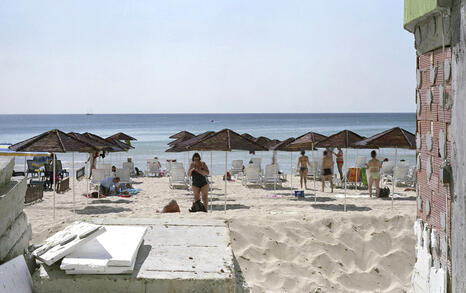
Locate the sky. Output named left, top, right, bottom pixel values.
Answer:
left=0, top=1, right=415, bottom=114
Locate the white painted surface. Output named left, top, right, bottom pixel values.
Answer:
left=0, top=255, right=33, bottom=293
left=61, top=225, right=147, bottom=273
left=33, top=222, right=105, bottom=266
left=430, top=267, right=446, bottom=293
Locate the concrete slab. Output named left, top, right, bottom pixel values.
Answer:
left=0, top=212, right=28, bottom=261
left=61, top=225, right=147, bottom=273
left=33, top=218, right=249, bottom=293
left=3, top=224, right=31, bottom=264
left=0, top=177, right=26, bottom=237
left=33, top=222, right=106, bottom=266
left=0, top=255, right=33, bottom=293
left=0, top=158, right=14, bottom=187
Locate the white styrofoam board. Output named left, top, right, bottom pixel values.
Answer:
left=33, top=222, right=106, bottom=266
left=61, top=225, right=147, bottom=272
left=0, top=255, right=33, bottom=293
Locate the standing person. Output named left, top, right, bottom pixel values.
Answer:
left=99, top=176, right=120, bottom=197
left=297, top=150, right=311, bottom=190
left=87, top=151, right=99, bottom=177
left=188, top=153, right=209, bottom=212
left=321, top=150, right=334, bottom=193
left=367, top=150, right=382, bottom=198
left=334, top=147, right=344, bottom=180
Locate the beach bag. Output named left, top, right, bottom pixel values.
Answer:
left=379, top=187, right=390, bottom=198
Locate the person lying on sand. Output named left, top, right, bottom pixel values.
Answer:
left=156, top=199, right=180, bottom=213
left=99, top=176, right=120, bottom=197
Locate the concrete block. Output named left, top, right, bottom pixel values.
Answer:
left=444, top=59, right=451, bottom=81
left=426, top=132, right=433, bottom=151
left=429, top=267, right=446, bottom=293
left=33, top=218, right=247, bottom=293
left=33, top=222, right=106, bottom=266
left=0, top=212, right=28, bottom=261
left=61, top=226, right=147, bottom=273
left=0, top=158, right=14, bottom=187
left=416, top=69, right=422, bottom=88
left=0, top=255, right=33, bottom=293
left=440, top=212, right=446, bottom=229
left=430, top=65, right=438, bottom=84
left=426, top=199, right=431, bottom=216
left=0, top=177, right=27, bottom=237
left=416, top=133, right=422, bottom=149
left=3, top=224, right=31, bottom=264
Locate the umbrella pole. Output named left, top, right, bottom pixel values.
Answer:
left=312, top=143, right=316, bottom=191
left=72, top=152, right=75, bottom=214
left=24, top=157, right=27, bottom=175
left=392, top=146, right=398, bottom=210
left=290, top=152, right=293, bottom=194
left=344, top=148, right=347, bottom=212
left=210, top=151, right=213, bottom=213
left=53, top=153, right=56, bottom=220
left=224, top=151, right=227, bottom=213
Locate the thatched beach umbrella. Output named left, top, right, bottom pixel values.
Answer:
left=82, top=132, right=124, bottom=152
left=169, top=131, right=195, bottom=139
left=352, top=127, right=415, bottom=208
left=267, top=139, right=281, bottom=149
left=9, top=129, right=97, bottom=219
left=189, top=129, right=268, bottom=212
left=254, top=136, right=272, bottom=148
left=241, top=133, right=256, bottom=141
left=315, top=130, right=365, bottom=212
left=107, top=132, right=137, bottom=142
left=168, top=132, right=196, bottom=147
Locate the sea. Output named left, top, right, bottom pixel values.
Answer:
left=0, top=113, right=416, bottom=175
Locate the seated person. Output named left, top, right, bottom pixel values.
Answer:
left=156, top=199, right=180, bottom=213
left=111, top=165, right=117, bottom=176
left=99, top=176, right=120, bottom=197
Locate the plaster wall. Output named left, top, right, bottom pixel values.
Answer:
left=450, top=1, right=466, bottom=292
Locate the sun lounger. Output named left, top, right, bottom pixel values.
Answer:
left=146, top=159, right=161, bottom=177
left=116, top=168, right=132, bottom=184
left=230, top=160, right=244, bottom=176
left=242, top=165, right=262, bottom=187
left=262, top=164, right=281, bottom=189
left=169, top=167, right=189, bottom=189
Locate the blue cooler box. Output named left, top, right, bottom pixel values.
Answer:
left=294, top=190, right=304, bottom=197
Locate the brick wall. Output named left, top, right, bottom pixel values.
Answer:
left=416, top=46, right=452, bottom=269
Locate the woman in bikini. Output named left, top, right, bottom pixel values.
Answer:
left=334, top=147, right=344, bottom=180
left=188, top=153, right=209, bottom=212
left=367, top=150, right=382, bottom=198
left=297, top=150, right=311, bottom=190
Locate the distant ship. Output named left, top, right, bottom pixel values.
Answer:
left=86, top=113, right=93, bottom=116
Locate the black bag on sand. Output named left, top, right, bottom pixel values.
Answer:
left=379, top=187, right=390, bottom=198
left=189, top=200, right=207, bottom=213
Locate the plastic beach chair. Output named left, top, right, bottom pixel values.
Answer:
left=242, top=165, right=262, bottom=187
left=169, top=167, right=189, bottom=189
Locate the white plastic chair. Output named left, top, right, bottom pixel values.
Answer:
left=98, top=163, right=112, bottom=172
left=242, top=165, right=262, bottom=187
left=146, top=159, right=161, bottom=177
left=122, top=162, right=135, bottom=176
left=91, top=169, right=107, bottom=185
left=394, top=164, right=410, bottom=186
left=262, top=164, right=281, bottom=189
left=169, top=167, right=189, bottom=189
left=116, top=168, right=131, bottom=184
left=230, top=160, right=244, bottom=175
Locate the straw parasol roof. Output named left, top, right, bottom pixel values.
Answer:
left=169, top=131, right=195, bottom=139
left=267, top=139, right=281, bottom=149
left=9, top=129, right=97, bottom=153
left=352, top=127, right=416, bottom=149
left=166, top=131, right=215, bottom=152
left=107, top=132, right=137, bottom=141
left=68, top=132, right=115, bottom=151
left=241, top=133, right=256, bottom=141
left=270, top=137, right=296, bottom=151
left=168, top=132, right=196, bottom=147
left=188, top=129, right=268, bottom=152
left=286, top=131, right=327, bottom=151
left=106, top=137, right=134, bottom=151
left=315, top=130, right=364, bottom=149
left=82, top=132, right=124, bottom=152
left=254, top=136, right=272, bottom=148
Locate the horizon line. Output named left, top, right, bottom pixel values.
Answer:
left=0, top=112, right=416, bottom=115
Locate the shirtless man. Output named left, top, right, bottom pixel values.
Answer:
left=297, top=150, right=312, bottom=189
left=322, top=150, right=334, bottom=193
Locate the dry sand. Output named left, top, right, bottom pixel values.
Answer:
left=24, top=175, right=416, bottom=293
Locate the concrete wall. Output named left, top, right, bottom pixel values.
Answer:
left=450, top=1, right=466, bottom=292
left=0, top=158, right=31, bottom=265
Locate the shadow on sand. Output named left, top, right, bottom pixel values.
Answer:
left=312, top=203, right=372, bottom=212
left=210, top=203, right=250, bottom=211
left=75, top=205, right=132, bottom=215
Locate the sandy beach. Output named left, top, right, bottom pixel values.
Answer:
left=24, top=175, right=416, bottom=293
